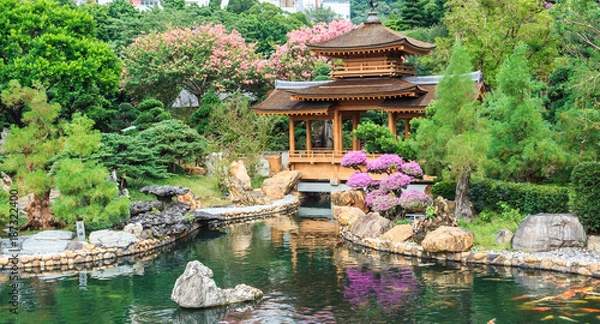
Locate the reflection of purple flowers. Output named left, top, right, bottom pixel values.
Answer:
left=341, top=151, right=367, bottom=168
left=401, top=161, right=423, bottom=178
left=366, top=154, right=403, bottom=174
left=343, top=266, right=419, bottom=315
left=347, top=172, right=373, bottom=189
left=379, top=173, right=412, bottom=192
left=399, top=190, right=428, bottom=210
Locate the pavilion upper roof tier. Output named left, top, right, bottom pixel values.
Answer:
left=287, top=77, right=427, bottom=101
left=306, top=13, right=436, bottom=57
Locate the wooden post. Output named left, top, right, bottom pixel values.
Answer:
left=352, top=113, right=360, bottom=151
left=289, top=117, right=295, bottom=153
left=333, top=110, right=343, bottom=153
left=306, top=120, right=312, bottom=153
left=404, top=118, right=410, bottom=139
left=388, top=112, right=397, bottom=139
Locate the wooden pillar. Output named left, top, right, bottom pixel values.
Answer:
left=388, top=112, right=397, bottom=139
left=404, top=118, right=410, bottom=139
left=306, top=120, right=312, bottom=152
left=333, top=110, right=343, bottom=153
left=352, top=113, right=360, bottom=151
left=289, top=117, right=295, bottom=153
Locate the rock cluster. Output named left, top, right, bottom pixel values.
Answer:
left=171, top=261, right=263, bottom=308
left=412, top=197, right=458, bottom=244
left=224, top=160, right=271, bottom=206
left=262, top=170, right=301, bottom=200
left=330, top=190, right=368, bottom=212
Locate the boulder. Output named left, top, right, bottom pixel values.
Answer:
left=330, top=190, right=368, bottom=212
left=123, top=222, right=144, bottom=238
left=130, top=201, right=162, bottom=216
left=21, top=238, right=70, bottom=254
left=380, top=224, right=413, bottom=243
left=31, top=230, right=75, bottom=241
left=588, top=235, right=600, bottom=253
left=421, top=226, right=473, bottom=253
left=89, top=230, right=137, bottom=249
left=494, top=229, right=514, bottom=244
left=140, top=185, right=189, bottom=209
left=177, top=191, right=202, bottom=210
left=512, top=213, right=586, bottom=252
left=262, top=171, right=301, bottom=200
left=229, top=160, right=252, bottom=189
left=349, top=212, right=392, bottom=239
left=66, top=241, right=85, bottom=251
left=171, top=261, right=263, bottom=308
left=332, top=206, right=365, bottom=226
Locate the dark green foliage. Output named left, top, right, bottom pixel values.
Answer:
left=93, top=133, right=169, bottom=187
left=139, top=119, right=207, bottom=170
left=570, top=162, right=600, bottom=234
left=387, top=0, right=447, bottom=30
left=470, top=180, right=570, bottom=216
left=190, top=91, right=222, bottom=135
left=134, top=99, right=172, bottom=130
left=304, top=5, right=337, bottom=23
left=353, top=122, right=416, bottom=160
left=431, top=180, right=457, bottom=200
left=226, top=0, right=258, bottom=14
left=111, top=103, right=140, bottom=131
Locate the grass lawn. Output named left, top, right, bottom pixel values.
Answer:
left=460, top=216, right=521, bottom=251
left=129, top=174, right=228, bottom=206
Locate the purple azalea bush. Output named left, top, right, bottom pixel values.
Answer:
left=401, top=161, right=423, bottom=178
left=379, top=173, right=412, bottom=192
left=399, top=190, right=428, bottom=210
left=370, top=194, right=399, bottom=213
left=366, top=154, right=403, bottom=174
left=341, top=151, right=367, bottom=169
left=347, top=172, right=373, bottom=189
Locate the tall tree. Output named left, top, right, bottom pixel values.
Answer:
left=440, top=0, right=557, bottom=87
left=0, top=0, right=121, bottom=126
left=1, top=81, right=62, bottom=230
left=415, top=42, right=488, bottom=220
left=484, top=43, right=567, bottom=183
left=122, top=23, right=270, bottom=105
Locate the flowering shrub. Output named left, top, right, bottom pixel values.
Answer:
left=341, top=151, right=430, bottom=219
left=366, top=154, right=403, bottom=174
left=379, top=173, right=412, bottom=192
left=341, top=151, right=367, bottom=169
left=347, top=172, right=373, bottom=189
left=399, top=190, right=428, bottom=211
left=401, top=161, right=423, bottom=178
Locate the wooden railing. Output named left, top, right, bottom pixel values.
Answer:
left=288, top=150, right=381, bottom=161
left=332, top=60, right=415, bottom=78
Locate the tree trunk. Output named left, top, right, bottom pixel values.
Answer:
left=20, top=191, right=58, bottom=231
left=454, top=171, right=473, bottom=221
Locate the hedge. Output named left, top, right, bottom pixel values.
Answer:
left=571, top=162, right=600, bottom=234
left=431, top=180, right=457, bottom=200
left=470, top=180, right=570, bottom=215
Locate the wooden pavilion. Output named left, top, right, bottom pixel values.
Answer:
left=253, top=13, right=484, bottom=182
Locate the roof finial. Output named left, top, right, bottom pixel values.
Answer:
left=369, top=0, right=378, bottom=10
left=365, top=11, right=381, bottom=24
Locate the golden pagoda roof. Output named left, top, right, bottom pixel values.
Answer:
left=287, top=78, right=427, bottom=101
left=307, top=13, right=436, bottom=56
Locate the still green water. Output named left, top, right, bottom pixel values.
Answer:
left=2, top=213, right=600, bottom=323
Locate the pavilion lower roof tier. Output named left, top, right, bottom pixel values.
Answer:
left=286, top=78, right=427, bottom=101
left=306, top=15, right=436, bottom=57
left=252, top=89, right=336, bottom=115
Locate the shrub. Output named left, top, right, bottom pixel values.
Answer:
left=571, top=162, right=600, bottom=234
left=470, top=180, right=569, bottom=215
left=431, top=180, right=457, bottom=200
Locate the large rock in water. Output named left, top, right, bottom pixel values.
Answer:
left=330, top=190, right=368, bottom=212
left=421, top=226, right=473, bottom=252
left=171, top=261, right=263, bottom=308
left=261, top=170, right=301, bottom=200
left=332, top=205, right=365, bottom=226
left=512, top=213, right=586, bottom=252
left=349, top=212, right=392, bottom=239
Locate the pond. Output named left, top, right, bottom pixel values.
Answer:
left=2, top=210, right=600, bottom=323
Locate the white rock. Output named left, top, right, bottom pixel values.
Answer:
left=89, top=230, right=137, bottom=249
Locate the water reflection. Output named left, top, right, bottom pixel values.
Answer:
left=2, top=213, right=600, bottom=323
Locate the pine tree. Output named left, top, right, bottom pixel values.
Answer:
left=415, top=42, right=488, bottom=220
left=484, top=43, right=567, bottom=183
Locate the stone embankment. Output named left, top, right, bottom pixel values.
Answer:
left=340, top=225, right=600, bottom=279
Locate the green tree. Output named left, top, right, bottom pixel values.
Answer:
left=133, top=99, right=172, bottom=130
left=484, top=44, right=567, bottom=183
left=0, top=0, right=121, bottom=126
left=440, top=0, right=557, bottom=87
left=353, top=122, right=417, bottom=160
left=52, top=114, right=130, bottom=230
left=226, top=0, right=258, bottom=14
left=304, top=5, right=337, bottom=23
left=93, top=133, right=169, bottom=188
left=415, top=42, right=488, bottom=220
left=139, top=119, right=207, bottom=172
left=1, top=81, right=63, bottom=230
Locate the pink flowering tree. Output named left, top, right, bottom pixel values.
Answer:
left=122, top=24, right=270, bottom=104
left=268, top=20, right=357, bottom=81
left=342, top=151, right=428, bottom=218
